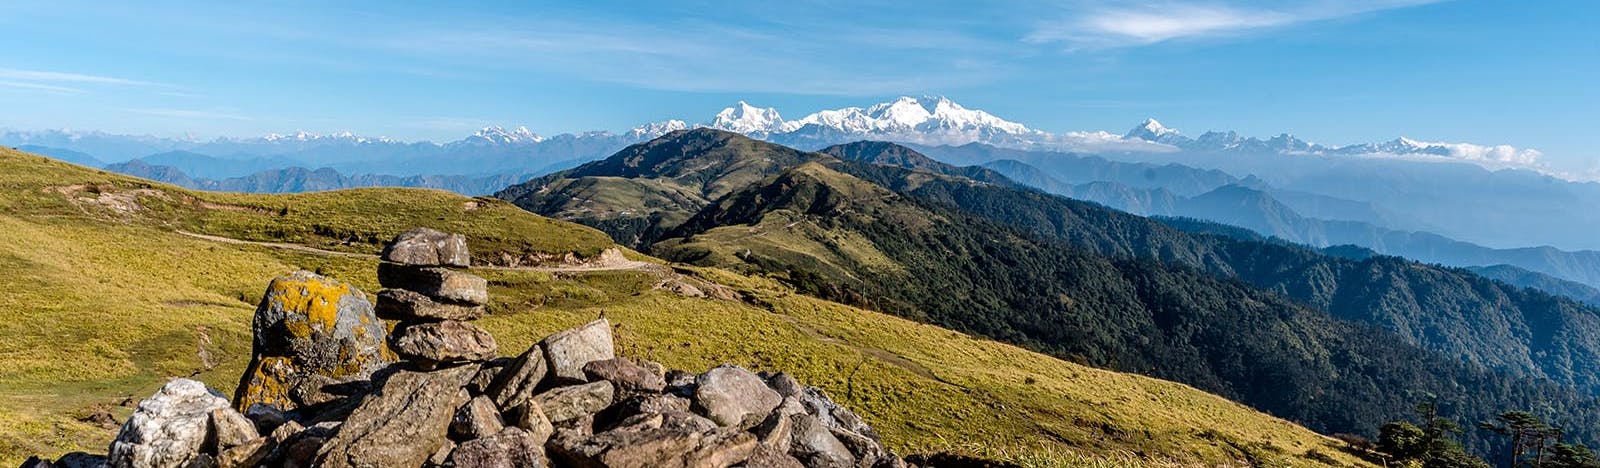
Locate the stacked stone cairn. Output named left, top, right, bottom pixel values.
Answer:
left=21, top=228, right=908, bottom=468
left=375, top=227, right=498, bottom=369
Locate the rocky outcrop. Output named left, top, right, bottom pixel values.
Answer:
left=313, top=365, right=477, bottom=467
left=23, top=228, right=906, bottom=468
left=108, top=379, right=234, bottom=468
left=233, top=271, right=395, bottom=412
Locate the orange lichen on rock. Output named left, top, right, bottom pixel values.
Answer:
left=233, top=271, right=394, bottom=412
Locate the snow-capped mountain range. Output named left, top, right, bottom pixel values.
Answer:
left=0, top=95, right=1553, bottom=174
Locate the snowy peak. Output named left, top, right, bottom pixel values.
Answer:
left=783, top=96, right=1031, bottom=138
left=709, top=101, right=785, bottom=134
left=470, top=126, right=543, bottom=144
left=628, top=120, right=690, bottom=139
left=1124, top=118, right=1183, bottom=143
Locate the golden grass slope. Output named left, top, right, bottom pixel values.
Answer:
left=0, top=148, right=1372, bottom=467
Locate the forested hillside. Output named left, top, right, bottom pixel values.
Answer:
left=504, top=130, right=1600, bottom=457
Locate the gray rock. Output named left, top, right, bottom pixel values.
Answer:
left=789, top=414, right=854, bottom=468
left=18, top=456, right=50, bottom=468
left=234, top=271, right=394, bottom=413
left=375, top=289, right=486, bottom=321
left=744, top=443, right=806, bottom=468
left=313, top=365, right=476, bottom=468
left=484, top=345, right=547, bottom=414
left=377, top=264, right=488, bottom=305
left=213, top=438, right=269, bottom=468
left=765, top=373, right=803, bottom=398
left=391, top=320, right=499, bottom=366
left=242, top=404, right=286, bottom=435
left=447, top=427, right=549, bottom=468
left=205, top=408, right=259, bottom=453
left=108, top=379, right=232, bottom=468
left=830, top=428, right=888, bottom=467
left=510, top=400, right=555, bottom=447
left=583, top=358, right=666, bottom=393
left=694, top=365, right=781, bottom=428
left=53, top=453, right=108, bottom=468
left=451, top=395, right=505, bottom=441
left=797, top=387, right=881, bottom=443
left=548, top=419, right=757, bottom=468
left=541, top=319, right=615, bottom=384
left=381, top=228, right=470, bottom=268
left=532, top=381, right=614, bottom=424
left=638, top=359, right=668, bottom=379
left=754, top=411, right=794, bottom=453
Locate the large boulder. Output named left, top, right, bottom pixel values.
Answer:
left=381, top=228, right=470, bottom=268
left=390, top=320, right=499, bottom=366
left=233, top=271, right=394, bottom=412
left=374, top=289, right=485, bottom=322
left=376, top=264, right=488, bottom=305
left=693, top=365, right=781, bottom=428
left=313, top=365, right=476, bottom=468
left=541, top=319, right=615, bottom=384
left=108, top=379, right=232, bottom=468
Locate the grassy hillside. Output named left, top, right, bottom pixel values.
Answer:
left=0, top=148, right=1373, bottom=467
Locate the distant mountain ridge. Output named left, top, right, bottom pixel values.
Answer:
left=105, top=159, right=538, bottom=195
left=3, top=95, right=1555, bottom=175
left=501, top=130, right=1600, bottom=457
left=975, top=157, right=1600, bottom=291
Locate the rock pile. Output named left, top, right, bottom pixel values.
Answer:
left=20, top=228, right=908, bottom=468
left=376, top=227, right=498, bottom=369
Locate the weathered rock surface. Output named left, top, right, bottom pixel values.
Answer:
left=548, top=418, right=758, bottom=468
left=233, top=271, right=394, bottom=412
left=108, top=379, right=233, bottom=468
left=484, top=344, right=548, bottom=412
left=533, top=381, right=615, bottom=424
left=377, top=263, right=488, bottom=305
left=391, top=320, right=499, bottom=365
left=694, top=365, right=782, bottom=428
left=541, top=319, right=615, bottom=384
left=381, top=227, right=470, bottom=268
left=313, top=365, right=476, bottom=468
left=205, top=408, right=259, bottom=453
left=747, top=443, right=808, bottom=468
left=446, top=427, right=548, bottom=468
left=375, top=288, right=486, bottom=321
left=789, top=414, right=855, bottom=468
left=511, top=400, right=556, bottom=446
left=451, top=395, right=505, bottom=441
left=583, top=358, right=667, bottom=394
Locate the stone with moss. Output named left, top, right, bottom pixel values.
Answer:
left=233, top=271, right=396, bottom=412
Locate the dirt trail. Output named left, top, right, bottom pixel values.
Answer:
left=174, top=230, right=657, bottom=273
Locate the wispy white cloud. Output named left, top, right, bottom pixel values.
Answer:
left=1030, top=0, right=1447, bottom=49
left=0, top=68, right=169, bottom=87
left=0, top=80, right=83, bottom=94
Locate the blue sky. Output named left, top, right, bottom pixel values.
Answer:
left=0, top=0, right=1596, bottom=173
